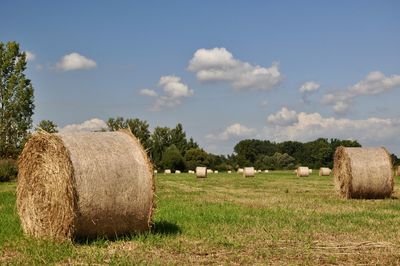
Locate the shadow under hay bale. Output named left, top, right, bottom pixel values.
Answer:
left=17, top=130, right=155, bottom=241
left=333, top=147, right=393, bottom=199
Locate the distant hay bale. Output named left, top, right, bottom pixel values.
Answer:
left=309, top=169, right=313, bottom=174
left=154, top=170, right=158, bottom=174
left=196, top=166, right=207, bottom=178
left=237, top=168, right=244, bottom=174
left=207, top=169, right=213, bottom=174
left=334, top=147, right=394, bottom=199
left=319, top=167, right=331, bottom=176
left=175, top=170, right=181, bottom=174
left=296, top=167, right=310, bottom=177
left=16, top=130, right=154, bottom=240
left=227, top=170, right=232, bottom=174
left=164, top=169, right=171, bottom=174
left=214, top=170, right=218, bottom=174
left=243, top=167, right=255, bottom=177
left=264, top=170, right=269, bottom=173
left=188, top=170, right=194, bottom=174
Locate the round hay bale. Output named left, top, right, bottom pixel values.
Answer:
left=207, top=169, right=213, bottom=174
left=214, top=170, right=218, bottom=174
left=16, top=130, right=154, bottom=240
left=164, top=169, right=171, bottom=174
left=319, top=167, right=331, bottom=176
left=237, top=168, right=243, bottom=174
left=297, top=167, right=310, bottom=177
left=227, top=170, right=232, bottom=174
left=333, top=147, right=393, bottom=199
left=309, top=169, right=313, bottom=174
left=154, top=170, right=158, bottom=174
left=243, top=167, right=255, bottom=177
left=196, top=166, right=207, bottom=178
left=264, top=170, right=269, bottom=173
left=175, top=170, right=181, bottom=174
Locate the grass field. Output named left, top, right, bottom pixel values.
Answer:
left=1, top=171, right=400, bottom=265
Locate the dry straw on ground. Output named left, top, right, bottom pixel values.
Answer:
left=296, top=167, right=310, bottom=177
left=16, top=130, right=155, bottom=240
left=333, top=147, right=393, bottom=199
left=196, top=167, right=207, bottom=178
left=243, top=167, right=255, bottom=177
left=319, top=167, right=332, bottom=176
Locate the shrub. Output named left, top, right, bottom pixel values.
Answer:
left=0, top=159, right=18, bottom=182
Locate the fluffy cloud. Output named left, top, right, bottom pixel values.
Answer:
left=264, top=108, right=400, bottom=153
left=25, top=51, right=36, bottom=61
left=188, top=47, right=283, bottom=91
left=267, top=107, right=298, bottom=126
left=206, top=123, right=256, bottom=141
left=56, top=52, right=97, bottom=71
left=140, top=75, right=193, bottom=111
left=60, top=118, right=107, bottom=132
left=322, top=71, right=400, bottom=114
left=299, top=81, right=320, bottom=93
left=139, top=88, right=158, bottom=97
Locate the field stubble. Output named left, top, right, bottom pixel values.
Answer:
left=1, top=171, right=399, bottom=265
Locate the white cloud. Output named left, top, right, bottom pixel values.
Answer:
left=322, top=71, right=400, bottom=114
left=299, top=81, right=320, bottom=93
left=188, top=47, right=283, bottom=91
left=206, top=123, right=256, bottom=141
left=140, top=75, right=193, bottom=111
left=267, top=107, right=298, bottom=126
left=264, top=108, right=400, bottom=153
left=60, top=118, right=107, bottom=132
left=139, top=88, right=158, bottom=97
left=56, top=52, right=97, bottom=71
left=25, top=51, right=36, bottom=61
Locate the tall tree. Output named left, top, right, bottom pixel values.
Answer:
left=35, top=120, right=58, bottom=133
left=0, top=42, right=35, bottom=158
left=151, top=126, right=172, bottom=167
left=170, top=123, right=187, bottom=155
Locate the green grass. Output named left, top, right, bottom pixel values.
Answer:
left=1, top=172, right=400, bottom=265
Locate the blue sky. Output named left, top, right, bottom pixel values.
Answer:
left=1, top=1, right=400, bottom=155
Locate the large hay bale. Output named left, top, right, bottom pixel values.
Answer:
left=16, top=130, right=154, bottom=240
left=319, top=167, right=331, bottom=176
left=243, top=167, right=255, bottom=177
left=333, top=147, right=393, bottom=199
left=196, top=166, right=207, bottom=178
left=297, top=167, right=310, bottom=177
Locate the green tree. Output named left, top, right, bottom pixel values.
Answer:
left=160, top=144, right=186, bottom=171
left=151, top=126, right=172, bottom=167
left=35, top=120, right=58, bottom=133
left=0, top=41, right=35, bottom=158
left=107, top=117, right=151, bottom=149
left=184, top=148, right=209, bottom=170
left=170, top=123, right=187, bottom=155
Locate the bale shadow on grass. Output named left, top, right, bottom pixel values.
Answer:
left=74, top=220, right=181, bottom=245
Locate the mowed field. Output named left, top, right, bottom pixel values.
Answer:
left=1, top=172, right=400, bottom=265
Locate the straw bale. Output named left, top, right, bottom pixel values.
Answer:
left=333, top=147, right=393, bottom=199
left=297, top=167, right=310, bottom=177
left=243, top=167, right=255, bottom=177
left=17, top=130, right=154, bottom=240
left=319, top=167, right=331, bottom=176
left=196, top=166, right=207, bottom=178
